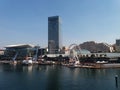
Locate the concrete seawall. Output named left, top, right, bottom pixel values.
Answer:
left=89, top=63, right=120, bottom=69
left=101, top=63, right=120, bottom=68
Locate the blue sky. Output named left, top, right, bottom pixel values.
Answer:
left=0, top=0, right=120, bottom=48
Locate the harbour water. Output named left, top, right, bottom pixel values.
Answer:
left=0, top=64, right=120, bottom=90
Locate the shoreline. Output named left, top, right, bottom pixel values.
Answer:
left=1, top=60, right=120, bottom=69
left=65, top=63, right=120, bottom=69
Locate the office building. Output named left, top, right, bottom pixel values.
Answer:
left=116, top=39, right=120, bottom=46
left=48, top=16, right=62, bottom=54
left=115, top=39, right=120, bottom=52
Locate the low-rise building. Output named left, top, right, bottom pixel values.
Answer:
left=3, top=44, right=37, bottom=60
left=0, top=49, right=5, bottom=55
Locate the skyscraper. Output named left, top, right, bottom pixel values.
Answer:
left=116, top=39, right=120, bottom=46
left=115, top=39, right=120, bottom=52
left=48, top=16, right=62, bottom=54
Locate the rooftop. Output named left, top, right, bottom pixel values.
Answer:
left=5, top=44, right=35, bottom=48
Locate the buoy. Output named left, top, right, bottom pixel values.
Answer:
left=115, top=75, right=118, bottom=88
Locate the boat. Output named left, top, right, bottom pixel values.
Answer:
left=22, top=57, right=33, bottom=65
left=67, top=60, right=81, bottom=68
left=96, top=61, right=108, bottom=64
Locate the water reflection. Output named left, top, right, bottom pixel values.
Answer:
left=0, top=64, right=35, bottom=73
left=0, top=64, right=18, bottom=72
left=69, top=68, right=81, bottom=81
left=45, top=65, right=61, bottom=90
left=22, top=65, right=33, bottom=72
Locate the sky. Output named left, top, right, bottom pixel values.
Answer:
left=0, top=0, right=120, bottom=48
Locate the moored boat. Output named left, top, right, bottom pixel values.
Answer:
left=22, top=57, right=33, bottom=65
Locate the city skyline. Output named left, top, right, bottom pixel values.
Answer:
left=0, top=0, right=120, bottom=48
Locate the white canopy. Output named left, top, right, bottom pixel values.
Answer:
left=5, top=44, right=35, bottom=48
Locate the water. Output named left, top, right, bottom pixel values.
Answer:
left=0, top=64, right=120, bottom=90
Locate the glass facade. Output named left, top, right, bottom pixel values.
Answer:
left=48, top=16, right=62, bottom=54
left=4, top=47, right=36, bottom=60
left=116, top=39, right=120, bottom=46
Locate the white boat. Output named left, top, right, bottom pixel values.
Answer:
left=96, top=61, right=108, bottom=64
left=68, top=60, right=81, bottom=68
left=22, top=57, right=33, bottom=65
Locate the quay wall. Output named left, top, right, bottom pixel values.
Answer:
left=101, top=63, right=120, bottom=68
left=81, top=63, right=120, bottom=69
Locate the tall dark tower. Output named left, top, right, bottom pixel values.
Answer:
left=116, top=39, right=120, bottom=46
left=48, top=16, right=62, bottom=54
